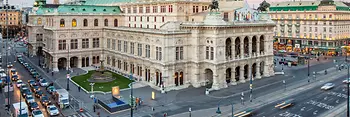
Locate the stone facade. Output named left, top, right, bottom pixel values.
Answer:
left=27, top=0, right=275, bottom=91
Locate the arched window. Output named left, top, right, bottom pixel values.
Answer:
left=37, top=18, right=42, bottom=25
left=83, top=19, right=88, bottom=27
left=104, top=19, right=108, bottom=26
left=72, top=19, right=77, bottom=27
left=114, top=19, right=118, bottom=27
left=60, top=19, right=65, bottom=27
left=94, top=19, right=98, bottom=26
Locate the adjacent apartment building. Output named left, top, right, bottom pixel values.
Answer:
left=0, top=5, right=22, bottom=38
left=269, top=0, right=350, bottom=55
left=27, top=0, right=275, bottom=91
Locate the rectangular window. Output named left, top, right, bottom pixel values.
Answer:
left=162, top=17, right=164, bottom=22
left=323, top=27, right=327, bottom=32
left=139, top=7, right=143, bottom=13
left=107, top=39, right=111, bottom=48
left=161, top=6, right=166, bottom=13
left=112, top=39, right=116, bottom=50
left=127, top=7, right=131, bottom=13
left=156, top=47, right=159, bottom=60
left=117, top=40, right=121, bottom=51
left=210, top=47, right=214, bottom=60
left=146, top=6, right=150, bottom=13
left=314, top=27, right=317, bottom=32
left=193, top=6, right=195, bottom=13
left=130, top=42, right=134, bottom=54
left=82, top=39, right=89, bottom=49
left=175, top=47, right=179, bottom=60
left=58, top=40, right=66, bottom=50
left=146, top=45, right=150, bottom=58
left=159, top=47, right=162, bottom=60
left=154, top=17, right=157, bottom=22
left=196, top=6, right=199, bottom=13
left=124, top=41, right=128, bottom=53
left=180, top=46, right=183, bottom=60
left=206, top=46, right=209, bottom=59
left=309, top=27, right=312, bottom=32
left=140, top=16, right=142, bottom=22
left=329, top=27, right=332, bottom=33
left=168, top=5, right=173, bottom=12
left=133, top=7, right=137, bottom=13
left=138, top=43, right=142, bottom=56
left=134, top=16, right=136, bottom=21
left=71, top=39, right=78, bottom=49
left=93, top=38, right=99, bottom=48
left=147, top=17, right=149, bottom=22
left=153, top=6, right=158, bottom=13
left=129, top=17, right=131, bottom=21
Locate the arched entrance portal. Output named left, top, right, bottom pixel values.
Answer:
left=244, top=65, right=248, bottom=79
left=205, top=69, right=214, bottom=88
left=226, top=68, right=231, bottom=83
left=225, top=38, right=232, bottom=59
left=156, top=71, right=162, bottom=86
left=174, top=72, right=179, bottom=86
left=260, top=62, right=265, bottom=76
left=252, top=63, right=257, bottom=78
left=70, top=57, right=78, bottom=68
left=252, top=36, right=257, bottom=54
left=235, top=66, right=240, bottom=81
left=57, top=58, right=67, bottom=70
left=244, top=37, right=249, bottom=56
left=235, top=37, right=240, bottom=57
left=260, top=35, right=265, bottom=53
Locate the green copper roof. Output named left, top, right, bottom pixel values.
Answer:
left=34, top=5, right=121, bottom=15
left=84, top=0, right=136, bottom=5
left=270, top=1, right=350, bottom=11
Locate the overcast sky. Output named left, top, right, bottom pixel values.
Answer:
left=6, top=0, right=349, bottom=8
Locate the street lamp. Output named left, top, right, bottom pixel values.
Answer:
left=129, top=72, right=134, bottom=117
left=5, top=0, right=11, bottom=111
left=231, top=102, right=234, bottom=117
left=90, top=83, right=95, bottom=98
left=189, top=107, right=192, bottom=117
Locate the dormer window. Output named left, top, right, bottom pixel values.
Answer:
left=83, top=9, right=86, bottom=11
left=93, top=9, right=96, bottom=11
left=277, top=4, right=279, bottom=6
left=299, top=3, right=302, bottom=5
left=71, top=8, right=75, bottom=11
left=103, top=9, right=106, bottom=11
left=287, top=4, right=290, bottom=6
left=312, top=3, right=314, bottom=5
left=113, top=9, right=116, bottom=12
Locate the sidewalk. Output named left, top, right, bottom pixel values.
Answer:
left=170, top=68, right=348, bottom=117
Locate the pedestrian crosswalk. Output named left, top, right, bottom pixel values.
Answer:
left=66, top=112, right=94, bottom=117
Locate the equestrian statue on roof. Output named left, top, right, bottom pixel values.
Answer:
left=209, top=0, right=220, bottom=13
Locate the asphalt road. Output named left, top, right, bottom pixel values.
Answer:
left=255, top=74, right=348, bottom=117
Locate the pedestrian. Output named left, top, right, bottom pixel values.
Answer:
left=51, top=71, right=54, bottom=76
left=78, top=86, right=81, bottom=92
left=93, top=104, right=96, bottom=112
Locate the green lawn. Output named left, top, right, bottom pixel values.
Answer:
left=71, top=70, right=133, bottom=92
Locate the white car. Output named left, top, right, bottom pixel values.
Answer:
left=343, top=78, right=350, bottom=83
left=321, top=83, right=335, bottom=90
left=16, top=80, right=23, bottom=88
left=26, top=95, right=35, bottom=103
left=47, top=105, right=59, bottom=116
left=39, top=79, right=48, bottom=87
left=32, top=110, right=44, bottom=117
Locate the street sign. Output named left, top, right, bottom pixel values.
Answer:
left=66, top=74, right=70, bottom=79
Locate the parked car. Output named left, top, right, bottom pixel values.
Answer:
left=32, top=110, right=44, bottom=117
left=28, top=80, right=37, bottom=87
left=35, top=90, right=44, bottom=98
left=39, top=79, right=48, bottom=87
left=29, top=102, right=39, bottom=111
left=25, top=95, right=35, bottom=103
left=11, top=74, right=19, bottom=81
left=321, top=83, right=335, bottom=90
left=40, top=96, right=51, bottom=106
left=46, top=105, right=59, bottom=116
left=343, top=78, right=350, bottom=84
left=47, top=86, right=56, bottom=94
left=16, top=80, right=24, bottom=88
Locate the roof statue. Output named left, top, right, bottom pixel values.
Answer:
left=209, top=0, right=219, bottom=13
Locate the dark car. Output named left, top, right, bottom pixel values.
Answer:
left=21, top=87, right=32, bottom=97
left=11, top=74, right=18, bottom=81
left=31, top=85, right=40, bottom=93
left=35, top=90, right=44, bottom=98
left=40, top=96, right=51, bottom=106
left=28, top=80, right=37, bottom=87
left=29, top=102, right=39, bottom=111
left=47, top=86, right=56, bottom=94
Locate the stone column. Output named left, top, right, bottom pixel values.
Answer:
left=231, top=68, right=237, bottom=85
left=240, top=38, right=244, bottom=59
left=192, top=65, right=201, bottom=88
left=256, top=62, right=261, bottom=79
left=257, top=41, right=260, bottom=56
left=239, top=67, right=245, bottom=83
left=67, top=57, right=70, bottom=70
left=232, top=40, right=235, bottom=59
left=248, top=63, right=252, bottom=80
left=249, top=37, right=252, bottom=57
left=53, top=60, right=59, bottom=72
left=77, top=56, right=82, bottom=68
left=211, top=73, right=227, bottom=90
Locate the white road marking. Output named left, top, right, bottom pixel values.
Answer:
left=336, top=99, right=339, bottom=103
left=323, top=96, right=327, bottom=100
left=301, top=107, right=305, bottom=111
left=313, top=110, right=318, bottom=115
left=306, top=108, right=313, bottom=111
